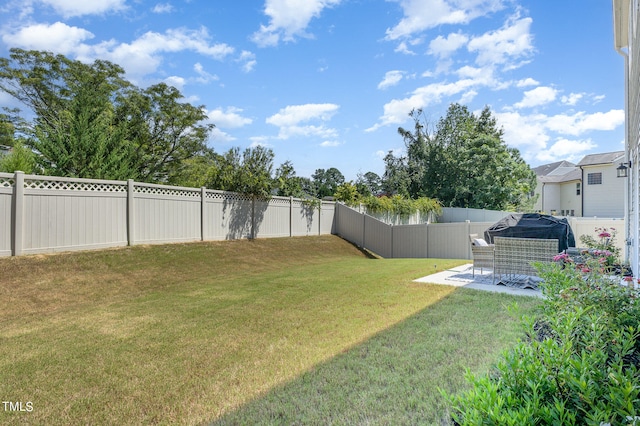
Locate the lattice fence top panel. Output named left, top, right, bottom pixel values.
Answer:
left=135, top=184, right=200, bottom=198
left=205, top=191, right=252, bottom=202
left=268, top=197, right=291, bottom=205
left=0, top=176, right=15, bottom=188
left=24, top=179, right=127, bottom=192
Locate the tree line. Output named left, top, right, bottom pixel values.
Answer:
left=0, top=49, right=536, bottom=211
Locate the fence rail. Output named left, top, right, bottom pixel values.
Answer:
left=0, top=171, right=335, bottom=256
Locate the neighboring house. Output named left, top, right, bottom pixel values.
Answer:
left=533, top=161, right=582, bottom=216
left=578, top=151, right=625, bottom=218
left=613, top=0, right=638, bottom=273
left=533, top=151, right=624, bottom=218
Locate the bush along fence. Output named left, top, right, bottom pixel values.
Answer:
left=0, top=171, right=335, bottom=257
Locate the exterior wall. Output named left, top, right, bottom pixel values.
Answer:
left=581, top=164, right=625, bottom=217
left=0, top=172, right=335, bottom=257
left=540, top=183, right=562, bottom=214
left=535, top=180, right=581, bottom=216
left=533, top=180, right=543, bottom=211
left=559, top=181, right=582, bottom=216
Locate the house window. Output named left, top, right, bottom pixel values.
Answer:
left=587, top=173, right=602, bottom=185
left=576, top=182, right=581, bottom=195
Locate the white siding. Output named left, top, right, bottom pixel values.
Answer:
left=582, top=165, right=624, bottom=217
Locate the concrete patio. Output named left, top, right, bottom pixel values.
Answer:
left=414, top=264, right=544, bottom=298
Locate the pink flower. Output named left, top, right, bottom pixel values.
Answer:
left=581, top=267, right=591, bottom=273
left=553, top=253, right=568, bottom=261
left=624, top=276, right=633, bottom=282
left=598, top=232, right=611, bottom=238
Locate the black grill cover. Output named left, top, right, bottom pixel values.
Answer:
left=484, top=213, right=575, bottom=252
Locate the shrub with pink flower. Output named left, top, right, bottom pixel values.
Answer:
left=579, top=227, right=621, bottom=270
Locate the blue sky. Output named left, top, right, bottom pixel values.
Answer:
left=0, top=0, right=626, bottom=181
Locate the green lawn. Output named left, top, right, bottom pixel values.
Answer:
left=0, top=236, right=541, bottom=425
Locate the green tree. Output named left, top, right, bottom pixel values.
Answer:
left=334, top=181, right=360, bottom=205
left=274, top=160, right=303, bottom=197
left=117, top=83, right=213, bottom=182
left=387, top=104, right=535, bottom=210
left=311, top=167, right=345, bottom=198
left=0, top=49, right=213, bottom=182
left=0, top=140, right=36, bottom=173
left=206, top=146, right=275, bottom=198
left=355, top=171, right=381, bottom=197
left=381, top=151, right=410, bottom=197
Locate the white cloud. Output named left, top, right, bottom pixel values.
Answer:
left=266, top=103, right=339, bottom=127
left=252, top=0, right=342, bottom=47
left=164, top=76, right=186, bottom=90
left=368, top=75, right=494, bottom=131
left=3, top=23, right=237, bottom=80
left=467, top=16, right=534, bottom=68
left=193, top=63, right=219, bottom=84
left=320, top=140, right=341, bottom=147
left=561, top=92, right=584, bottom=106
left=545, top=110, right=625, bottom=136
left=238, top=50, right=257, bottom=73
left=2, top=22, right=94, bottom=54
left=495, top=111, right=550, bottom=153
left=153, top=3, right=173, bottom=14
left=378, top=70, right=405, bottom=90
left=38, top=0, right=126, bottom=17
left=210, top=127, right=236, bottom=144
left=535, top=138, right=596, bottom=163
left=516, top=77, right=539, bottom=87
left=208, top=107, right=252, bottom=128
left=385, top=0, right=506, bottom=41
left=495, top=110, right=625, bottom=164
left=514, top=86, right=558, bottom=109
left=394, top=41, right=416, bottom=55
left=428, top=32, right=469, bottom=58
left=266, top=103, right=339, bottom=140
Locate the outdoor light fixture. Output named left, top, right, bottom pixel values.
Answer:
left=617, top=161, right=632, bottom=178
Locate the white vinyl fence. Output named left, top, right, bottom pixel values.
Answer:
left=0, top=172, right=335, bottom=256
left=334, top=203, right=627, bottom=260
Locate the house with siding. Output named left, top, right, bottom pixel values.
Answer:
left=578, top=151, right=625, bottom=218
left=613, top=0, right=638, bottom=273
left=533, top=151, right=624, bottom=218
left=533, top=161, right=582, bottom=216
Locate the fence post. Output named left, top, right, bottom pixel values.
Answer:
left=318, top=201, right=322, bottom=235
left=127, top=179, right=135, bottom=246
left=12, top=171, right=24, bottom=256
left=289, top=196, right=293, bottom=237
left=251, top=195, right=256, bottom=239
left=466, top=220, right=471, bottom=260
left=201, top=187, right=206, bottom=241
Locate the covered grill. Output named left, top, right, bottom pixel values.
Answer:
left=484, top=213, right=575, bottom=253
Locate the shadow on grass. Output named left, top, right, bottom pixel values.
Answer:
left=209, top=288, right=541, bottom=425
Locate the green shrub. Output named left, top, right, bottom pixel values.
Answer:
left=445, top=261, right=640, bottom=425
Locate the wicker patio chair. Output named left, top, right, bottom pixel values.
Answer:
left=469, top=233, right=494, bottom=277
left=493, top=237, right=558, bottom=284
